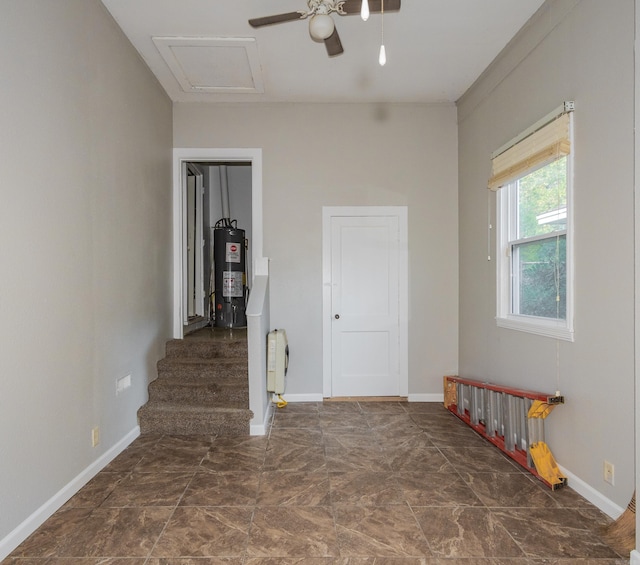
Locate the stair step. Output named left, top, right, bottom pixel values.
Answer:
left=148, top=376, right=248, bottom=406
left=166, top=338, right=247, bottom=359
left=157, top=357, right=248, bottom=380
left=138, top=403, right=252, bottom=436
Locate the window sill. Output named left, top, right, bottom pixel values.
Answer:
left=496, top=316, right=574, bottom=342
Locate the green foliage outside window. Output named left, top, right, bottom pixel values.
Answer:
left=512, top=157, right=567, bottom=320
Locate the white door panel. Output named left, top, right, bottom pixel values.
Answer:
left=330, top=215, right=399, bottom=397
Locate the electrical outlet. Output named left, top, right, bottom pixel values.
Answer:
left=604, top=460, right=615, bottom=485
left=91, top=427, right=100, bottom=448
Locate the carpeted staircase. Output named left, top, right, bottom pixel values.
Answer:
left=137, top=330, right=253, bottom=436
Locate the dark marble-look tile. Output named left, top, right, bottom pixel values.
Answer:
left=248, top=506, right=339, bottom=558
left=325, top=446, right=392, bottom=473
left=460, top=472, right=560, bottom=508
left=365, top=414, right=420, bottom=432
left=263, top=444, right=326, bottom=472
left=272, top=412, right=322, bottom=429
left=385, top=446, right=452, bottom=473
left=133, top=444, right=209, bottom=473
left=319, top=412, right=371, bottom=429
left=426, top=428, right=490, bottom=448
left=62, top=472, right=128, bottom=509
left=268, top=428, right=324, bottom=447
left=358, top=402, right=409, bottom=414
left=152, top=507, right=252, bottom=557
left=323, top=430, right=378, bottom=450
left=180, top=468, right=260, bottom=506
left=549, top=484, right=611, bottom=509
left=2, top=557, right=148, bottom=565
left=403, top=402, right=450, bottom=414
left=524, top=558, right=629, bottom=565
left=9, top=508, right=94, bottom=558
left=257, top=470, right=331, bottom=506
left=147, top=559, right=243, bottom=564
left=334, top=505, right=431, bottom=557
left=61, top=507, right=173, bottom=557
left=245, top=559, right=335, bottom=564
left=318, top=402, right=363, bottom=414
left=336, top=559, right=432, bottom=564
left=103, top=445, right=150, bottom=472
left=396, top=471, right=483, bottom=507
left=275, top=402, right=319, bottom=413
left=330, top=471, right=405, bottom=506
left=410, top=412, right=473, bottom=430
left=201, top=436, right=268, bottom=472
left=157, top=435, right=214, bottom=450
left=491, top=507, right=622, bottom=559
left=413, top=507, right=524, bottom=558
left=438, top=446, right=522, bottom=474
left=101, top=471, right=193, bottom=507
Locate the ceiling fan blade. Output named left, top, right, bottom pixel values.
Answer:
left=249, top=12, right=305, bottom=28
left=340, top=0, right=401, bottom=14
left=324, top=27, right=344, bottom=57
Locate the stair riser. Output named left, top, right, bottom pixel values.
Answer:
left=166, top=340, right=247, bottom=359
left=148, top=382, right=249, bottom=406
left=138, top=407, right=251, bottom=436
left=157, top=363, right=248, bottom=381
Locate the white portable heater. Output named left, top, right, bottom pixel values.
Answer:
left=267, top=329, right=288, bottom=394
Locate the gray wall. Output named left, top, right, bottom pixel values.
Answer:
left=0, top=0, right=173, bottom=543
left=457, top=0, right=635, bottom=508
left=174, top=103, right=460, bottom=398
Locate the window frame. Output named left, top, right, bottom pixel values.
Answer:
left=496, top=147, right=575, bottom=342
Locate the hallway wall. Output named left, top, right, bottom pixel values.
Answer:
left=457, top=0, right=635, bottom=511
left=174, top=102, right=460, bottom=400
left=0, top=0, right=173, bottom=546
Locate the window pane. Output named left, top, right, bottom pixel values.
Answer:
left=516, top=157, right=567, bottom=240
left=513, top=235, right=566, bottom=319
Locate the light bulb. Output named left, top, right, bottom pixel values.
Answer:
left=378, top=44, right=386, bottom=66
left=361, top=0, right=370, bottom=21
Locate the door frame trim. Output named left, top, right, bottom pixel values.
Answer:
left=173, top=148, right=263, bottom=338
left=322, top=206, right=408, bottom=398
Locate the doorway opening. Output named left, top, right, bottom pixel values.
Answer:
left=173, top=148, right=263, bottom=338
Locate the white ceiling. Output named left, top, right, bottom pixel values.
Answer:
left=100, top=0, right=545, bottom=104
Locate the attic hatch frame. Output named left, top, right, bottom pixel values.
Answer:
left=172, top=148, right=264, bottom=339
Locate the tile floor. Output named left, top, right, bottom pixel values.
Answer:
left=5, top=401, right=630, bottom=564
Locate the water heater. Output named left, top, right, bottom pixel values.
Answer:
left=213, top=224, right=247, bottom=328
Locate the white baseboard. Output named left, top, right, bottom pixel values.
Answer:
left=557, top=463, right=625, bottom=519
left=250, top=402, right=273, bottom=436
left=0, top=426, right=140, bottom=562
left=282, top=393, right=324, bottom=403
left=631, top=549, right=640, bottom=564
left=408, top=393, right=444, bottom=403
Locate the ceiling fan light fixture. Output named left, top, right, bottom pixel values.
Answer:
left=378, top=44, right=386, bottom=66
left=309, top=14, right=335, bottom=40
left=361, top=0, right=370, bottom=21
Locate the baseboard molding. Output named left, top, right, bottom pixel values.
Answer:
left=0, top=426, right=140, bottom=562
left=250, top=402, right=273, bottom=436
left=630, top=549, right=640, bottom=564
left=282, top=393, right=324, bottom=403
left=408, top=393, right=444, bottom=403
left=557, top=463, right=625, bottom=519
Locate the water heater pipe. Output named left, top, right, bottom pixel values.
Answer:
left=219, top=164, right=231, bottom=220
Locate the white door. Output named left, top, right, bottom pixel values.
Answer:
left=183, top=163, right=205, bottom=324
left=329, top=214, right=400, bottom=397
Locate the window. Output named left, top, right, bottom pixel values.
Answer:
left=491, top=106, right=574, bottom=340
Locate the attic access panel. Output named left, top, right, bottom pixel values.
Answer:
left=153, top=37, right=265, bottom=94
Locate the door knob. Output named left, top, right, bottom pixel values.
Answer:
left=334, top=314, right=340, bottom=319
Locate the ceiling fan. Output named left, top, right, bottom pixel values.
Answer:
left=248, top=0, right=401, bottom=57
